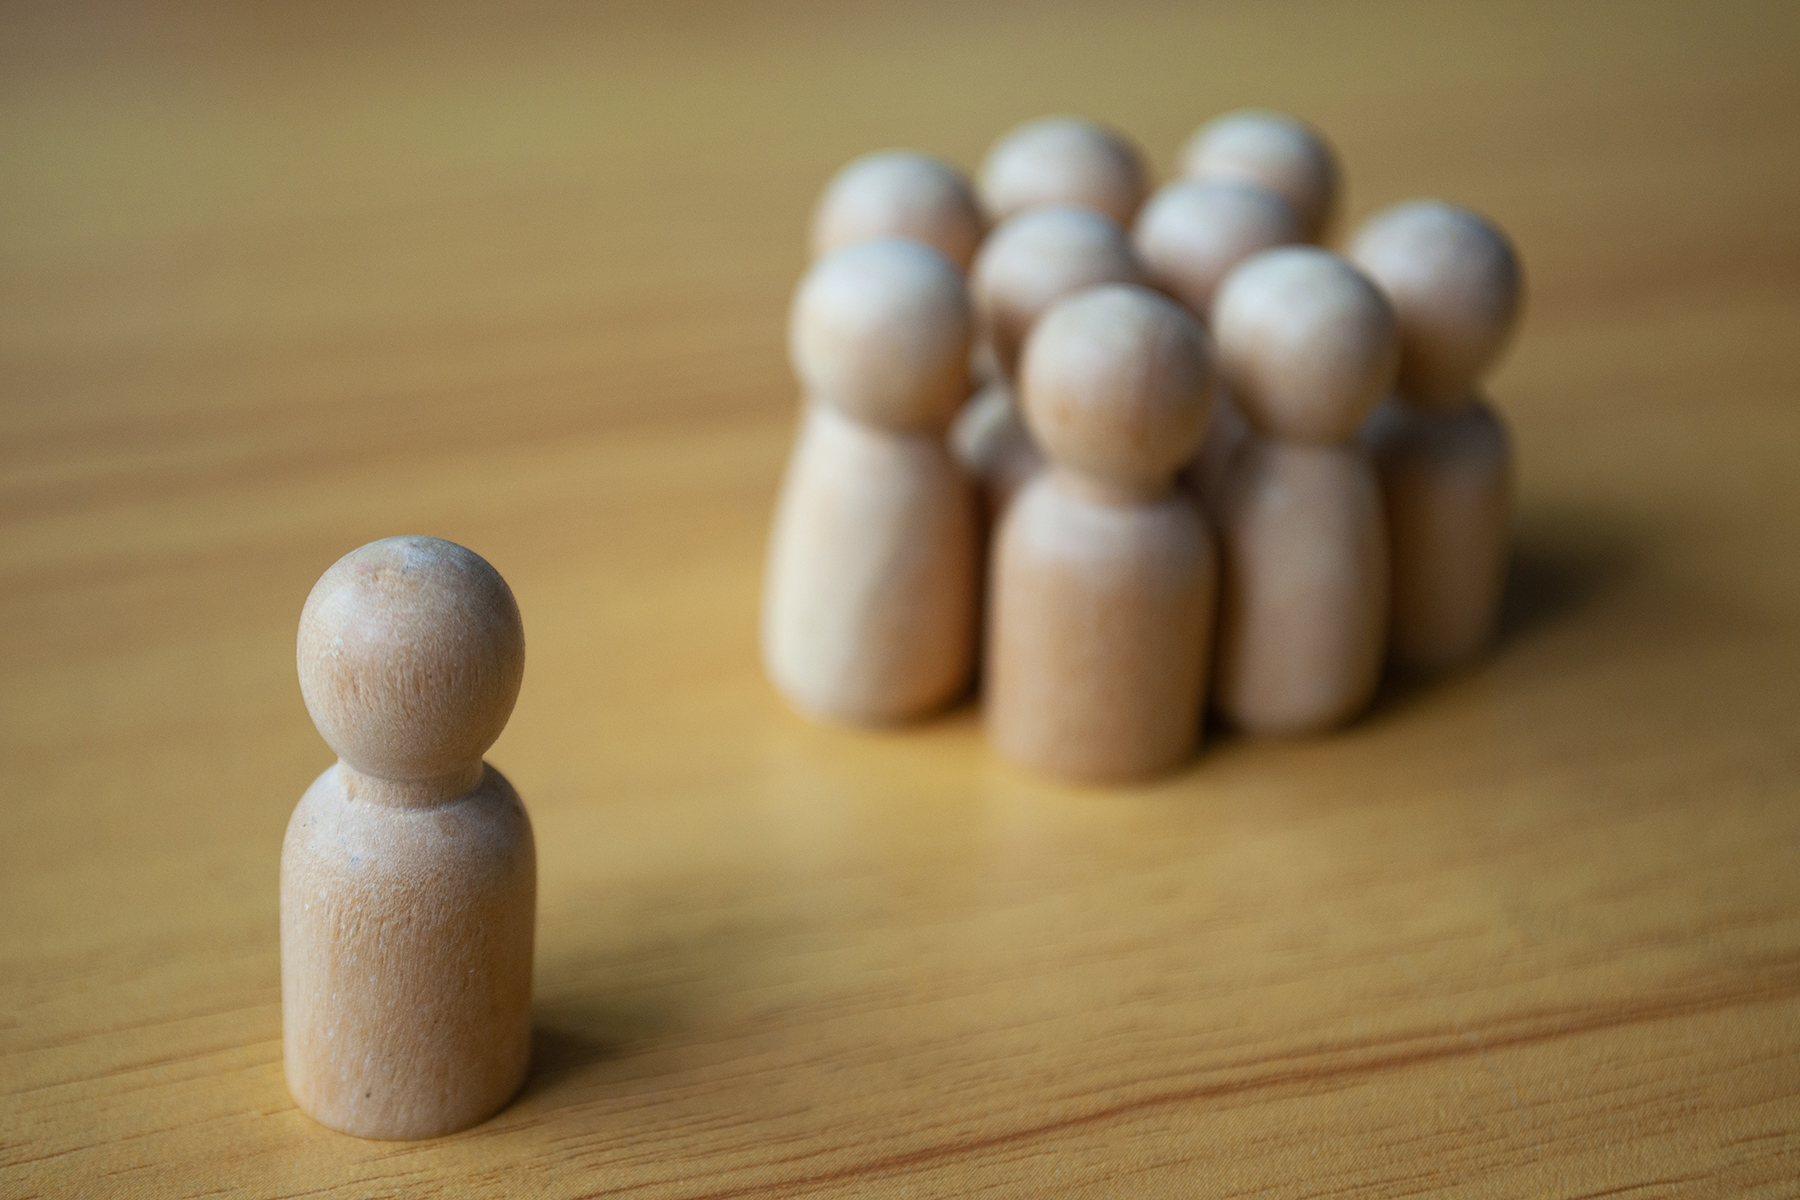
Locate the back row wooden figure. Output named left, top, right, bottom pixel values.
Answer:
left=763, top=110, right=1523, bottom=779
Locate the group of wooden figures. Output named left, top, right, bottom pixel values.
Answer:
left=763, top=110, right=1523, bottom=782
left=272, top=110, right=1522, bottom=1144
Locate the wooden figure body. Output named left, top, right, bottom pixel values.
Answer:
left=762, top=238, right=979, bottom=723
left=282, top=535, right=534, bottom=1141
left=1350, top=200, right=1524, bottom=676
left=1178, top=109, right=1340, bottom=242
left=1363, top=398, right=1512, bottom=674
left=953, top=204, right=1146, bottom=518
left=1209, top=247, right=1398, bottom=734
left=1212, top=438, right=1388, bottom=732
left=810, top=150, right=985, bottom=271
left=978, top=115, right=1148, bottom=227
left=986, top=284, right=1215, bottom=781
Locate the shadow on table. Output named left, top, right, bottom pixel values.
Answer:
left=525, top=1022, right=630, bottom=1094
left=1494, top=514, right=1640, bottom=646
left=518, top=965, right=697, bottom=1103
left=514, top=911, right=770, bottom=1108
left=1355, top=507, right=1643, bottom=722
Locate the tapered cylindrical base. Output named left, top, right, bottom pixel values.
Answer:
left=762, top=404, right=980, bottom=724
left=1212, top=438, right=1389, bottom=734
left=1365, top=396, right=1511, bottom=676
left=986, top=475, right=1215, bottom=781
left=281, top=763, right=535, bottom=1140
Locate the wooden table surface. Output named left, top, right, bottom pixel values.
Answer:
left=4, top=2, right=1798, bottom=1195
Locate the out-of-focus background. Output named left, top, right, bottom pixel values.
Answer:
left=4, top=2, right=1798, bottom=1196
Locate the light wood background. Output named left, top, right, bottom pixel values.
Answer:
left=4, top=2, right=1798, bottom=1195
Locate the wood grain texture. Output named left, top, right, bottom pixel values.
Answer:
left=3, top=1, right=1798, bottom=1195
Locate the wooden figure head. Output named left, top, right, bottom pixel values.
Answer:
left=810, top=150, right=985, bottom=272
left=788, top=237, right=973, bottom=433
left=971, top=204, right=1147, bottom=379
left=1211, top=246, right=1399, bottom=444
left=297, top=536, right=524, bottom=792
left=1020, top=283, right=1213, bottom=498
left=1134, top=176, right=1305, bottom=321
left=1348, top=199, right=1523, bottom=409
left=1179, top=109, right=1339, bottom=242
left=978, top=115, right=1148, bottom=227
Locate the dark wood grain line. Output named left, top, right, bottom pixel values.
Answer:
left=1559, top=1175, right=1710, bottom=1199
left=560, top=966, right=1800, bottom=1200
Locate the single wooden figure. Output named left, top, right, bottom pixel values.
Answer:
left=986, top=284, right=1216, bottom=781
left=1349, top=199, right=1524, bottom=676
left=1209, top=247, right=1397, bottom=734
left=810, top=150, right=985, bottom=272
left=954, top=204, right=1147, bottom=516
left=1132, top=175, right=1306, bottom=511
left=978, top=115, right=1149, bottom=228
left=283, top=535, right=535, bottom=1140
left=1179, top=109, right=1340, bottom=242
left=763, top=238, right=980, bottom=723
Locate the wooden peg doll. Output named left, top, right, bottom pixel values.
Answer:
left=985, top=284, right=1216, bottom=781
left=1350, top=200, right=1524, bottom=676
left=283, top=535, right=535, bottom=1140
left=1209, top=247, right=1398, bottom=734
left=763, top=238, right=980, bottom=723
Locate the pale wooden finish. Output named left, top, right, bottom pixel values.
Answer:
left=4, top=2, right=1799, bottom=1196
left=1353, top=201, right=1524, bottom=673
left=1211, top=249, right=1396, bottom=732
left=1212, top=439, right=1391, bottom=732
left=977, top=116, right=1149, bottom=228
left=1211, top=246, right=1399, bottom=444
left=959, top=205, right=1147, bottom=515
left=282, top=765, right=535, bottom=1140
left=1364, top=398, right=1513, bottom=675
left=296, top=538, right=525, bottom=791
left=763, top=240, right=979, bottom=722
left=1134, top=176, right=1304, bottom=319
left=969, top=204, right=1147, bottom=378
left=1350, top=201, right=1523, bottom=410
left=285, top=537, right=535, bottom=1138
left=1180, top=109, right=1341, bottom=241
left=809, top=150, right=985, bottom=272
left=986, top=286, right=1214, bottom=780
left=947, top=379, right=1040, bottom=522
left=1132, top=176, right=1304, bottom=523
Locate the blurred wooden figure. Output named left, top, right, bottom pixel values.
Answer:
left=986, top=284, right=1216, bottom=781
left=283, top=536, right=535, bottom=1140
left=953, top=204, right=1147, bottom=519
left=1179, top=109, right=1340, bottom=243
left=810, top=150, right=985, bottom=272
left=763, top=238, right=980, bottom=723
left=1133, top=175, right=1306, bottom=509
left=1350, top=200, right=1524, bottom=677
left=1134, top=177, right=1303, bottom=318
left=1210, top=248, right=1397, bottom=734
left=978, top=115, right=1149, bottom=228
